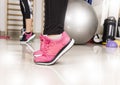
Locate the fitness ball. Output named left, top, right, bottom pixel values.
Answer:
left=64, top=0, right=98, bottom=44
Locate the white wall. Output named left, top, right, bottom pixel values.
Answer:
left=101, top=0, right=120, bottom=23
left=92, top=0, right=104, bottom=34
left=0, top=0, right=43, bottom=33
left=0, top=0, right=120, bottom=34
left=93, top=0, right=120, bottom=34
left=33, top=0, right=43, bottom=33
left=96, top=0, right=120, bottom=33
left=0, top=0, right=7, bottom=32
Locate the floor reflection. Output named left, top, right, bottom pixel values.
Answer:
left=1, top=39, right=120, bottom=85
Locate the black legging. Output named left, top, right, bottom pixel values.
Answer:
left=19, top=0, right=68, bottom=34
left=44, top=0, right=68, bottom=35
left=19, top=0, right=32, bottom=29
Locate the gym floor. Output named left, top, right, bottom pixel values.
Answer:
left=0, top=39, right=120, bottom=85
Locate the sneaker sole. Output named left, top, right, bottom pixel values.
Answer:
left=35, top=38, right=75, bottom=65
left=26, top=34, right=36, bottom=43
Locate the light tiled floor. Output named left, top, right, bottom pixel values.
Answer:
left=0, top=39, right=120, bottom=85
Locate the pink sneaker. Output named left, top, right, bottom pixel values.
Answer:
left=33, top=31, right=75, bottom=65
left=20, top=32, right=36, bottom=43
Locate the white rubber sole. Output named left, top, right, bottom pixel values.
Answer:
left=35, top=39, right=75, bottom=65
left=26, top=34, right=36, bottom=43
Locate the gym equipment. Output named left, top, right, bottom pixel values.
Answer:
left=64, top=0, right=98, bottom=44
left=102, top=16, right=116, bottom=43
left=93, top=34, right=103, bottom=44
left=114, top=40, right=120, bottom=46
left=106, top=40, right=118, bottom=48
left=117, top=18, right=120, bottom=37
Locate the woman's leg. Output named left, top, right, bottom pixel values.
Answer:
left=20, top=0, right=33, bottom=32
left=19, top=0, right=35, bottom=42
left=20, top=0, right=26, bottom=29
left=33, top=0, right=75, bottom=65
left=43, top=0, right=68, bottom=35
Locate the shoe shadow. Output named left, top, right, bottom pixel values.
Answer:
left=25, top=43, right=35, bottom=53
left=20, top=43, right=35, bottom=57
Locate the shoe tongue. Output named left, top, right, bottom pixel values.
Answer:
left=40, top=35, right=50, bottom=42
left=44, top=36, right=51, bottom=41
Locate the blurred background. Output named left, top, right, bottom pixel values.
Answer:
left=0, top=0, right=120, bottom=39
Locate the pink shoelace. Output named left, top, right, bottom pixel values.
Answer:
left=40, top=35, right=50, bottom=54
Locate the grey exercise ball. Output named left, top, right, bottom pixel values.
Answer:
left=64, top=0, right=98, bottom=44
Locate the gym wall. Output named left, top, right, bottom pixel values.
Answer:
left=0, top=0, right=120, bottom=35
left=92, top=0, right=120, bottom=34
left=0, top=0, right=43, bottom=34
left=0, top=0, right=7, bottom=32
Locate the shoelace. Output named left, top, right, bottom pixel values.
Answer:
left=35, top=35, right=56, bottom=57
left=40, top=35, right=46, bottom=51
left=40, top=36, right=50, bottom=53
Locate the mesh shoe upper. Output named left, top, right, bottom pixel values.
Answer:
left=20, top=32, right=35, bottom=42
left=33, top=31, right=72, bottom=63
